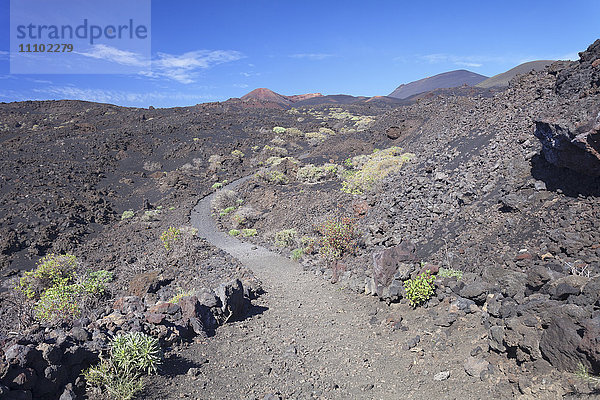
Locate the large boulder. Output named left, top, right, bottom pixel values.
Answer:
left=534, top=113, right=600, bottom=177
left=372, top=241, right=416, bottom=297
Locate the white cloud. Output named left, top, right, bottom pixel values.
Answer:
left=77, top=44, right=149, bottom=67
left=77, top=46, right=244, bottom=84
left=418, top=53, right=499, bottom=68
left=146, top=50, right=244, bottom=84
left=289, top=53, right=335, bottom=60
left=31, top=86, right=219, bottom=106
left=233, top=83, right=249, bottom=88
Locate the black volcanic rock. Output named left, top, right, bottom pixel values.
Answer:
left=388, top=70, right=488, bottom=99
left=534, top=113, right=600, bottom=177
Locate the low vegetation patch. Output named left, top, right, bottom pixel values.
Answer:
left=272, top=126, right=286, bottom=134
left=437, top=267, right=463, bottom=280
left=341, top=147, right=414, bottom=194
left=274, top=229, right=297, bottom=248
left=121, top=210, right=134, bottom=220
left=84, top=332, right=163, bottom=400
left=160, top=226, right=180, bottom=251
left=404, top=270, right=435, bottom=307
left=297, top=163, right=341, bottom=183
left=318, top=216, right=358, bottom=260
left=17, top=253, right=113, bottom=323
left=290, top=248, right=304, bottom=261
left=256, top=170, right=289, bottom=185
left=228, top=229, right=241, bottom=236
left=241, top=228, right=257, bottom=237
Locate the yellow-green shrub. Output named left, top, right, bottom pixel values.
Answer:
left=341, top=147, right=414, bottom=194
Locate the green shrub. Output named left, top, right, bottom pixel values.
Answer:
left=341, top=147, right=414, bottom=194
left=274, top=229, right=297, bottom=248
left=84, top=358, right=143, bottom=400
left=160, top=227, right=180, bottom=251
left=257, top=170, right=289, bottom=185
left=228, top=229, right=240, bottom=236
left=111, top=332, right=163, bottom=375
left=35, top=281, right=81, bottom=322
left=167, top=288, right=194, bottom=304
left=81, top=270, right=114, bottom=295
left=17, top=253, right=77, bottom=299
left=319, top=127, right=335, bottom=135
left=231, top=149, right=244, bottom=158
left=211, top=182, right=223, bottom=189
left=33, top=268, right=113, bottom=323
left=285, top=127, right=303, bottom=136
left=318, top=216, right=357, bottom=260
left=273, top=126, right=286, bottom=134
left=297, top=163, right=340, bottom=183
left=576, top=363, right=600, bottom=386
left=241, top=228, right=257, bottom=237
left=437, top=267, right=463, bottom=280
left=404, top=270, right=436, bottom=307
left=84, top=332, right=162, bottom=400
left=220, top=206, right=236, bottom=216
left=290, top=248, right=304, bottom=261
left=121, top=210, right=134, bottom=220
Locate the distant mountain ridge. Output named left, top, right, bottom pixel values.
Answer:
left=476, top=60, right=555, bottom=88
left=240, top=88, right=323, bottom=106
left=235, top=88, right=405, bottom=108
left=388, top=69, right=488, bottom=99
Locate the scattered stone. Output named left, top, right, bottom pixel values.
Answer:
left=464, top=356, right=490, bottom=378
left=434, top=370, right=450, bottom=381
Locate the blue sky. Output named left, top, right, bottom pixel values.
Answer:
left=0, top=0, right=599, bottom=108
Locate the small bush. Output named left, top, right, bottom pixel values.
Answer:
left=231, top=149, right=244, bottom=158
left=575, top=363, right=600, bottom=387
left=404, top=271, right=435, bottom=307
left=297, top=164, right=340, bottom=183
left=220, top=206, right=236, bottom=216
left=33, top=268, right=113, bottom=323
left=437, top=267, right=463, bottom=280
left=228, top=229, right=240, bottom=236
left=286, top=127, right=303, bottom=136
left=241, top=228, right=257, bottom=237
left=211, top=182, right=223, bottom=189
left=318, top=216, right=358, bottom=260
left=211, top=189, right=239, bottom=213
left=273, top=126, right=286, bottom=134
left=256, top=170, right=289, bottom=185
left=121, top=210, right=134, bottom=220
left=274, top=229, right=297, bottom=248
left=35, top=281, right=81, bottom=322
left=160, top=227, right=180, bottom=251
left=341, top=147, right=414, bottom=194
left=290, top=248, right=304, bottom=261
left=84, top=332, right=162, bottom=400
left=17, top=253, right=77, bottom=299
left=84, top=358, right=143, bottom=400
left=80, top=270, right=114, bottom=295
left=167, top=287, right=194, bottom=304
left=111, top=332, right=163, bottom=375
left=319, top=127, right=335, bottom=136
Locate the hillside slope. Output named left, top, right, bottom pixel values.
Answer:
left=388, top=69, right=488, bottom=99
left=476, top=60, right=555, bottom=88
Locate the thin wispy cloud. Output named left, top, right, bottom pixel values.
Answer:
left=289, top=53, right=335, bottom=60
left=0, top=51, right=10, bottom=61
left=146, top=50, right=244, bottom=84
left=77, top=45, right=244, bottom=84
left=77, top=44, right=149, bottom=67
left=418, top=53, right=500, bottom=68
left=31, top=86, right=219, bottom=105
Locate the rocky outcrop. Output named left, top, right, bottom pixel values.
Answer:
left=534, top=113, right=600, bottom=176
left=0, top=278, right=258, bottom=399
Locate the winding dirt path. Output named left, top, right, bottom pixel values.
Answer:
left=147, top=178, right=506, bottom=399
